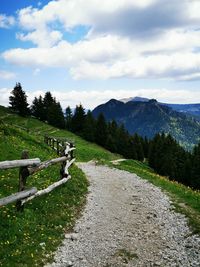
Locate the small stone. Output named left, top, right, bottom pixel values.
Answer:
left=65, top=260, right=73, bottom=266
left=71, top=233, right=78, bottom=241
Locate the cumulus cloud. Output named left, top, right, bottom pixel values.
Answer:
left=16, top=28, right=63, bottom=47
left=0, top=14, right=15, bottom=28
left=2, top=0, right=200, bottom=80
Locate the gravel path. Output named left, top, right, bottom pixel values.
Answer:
left=46, top=162, right=200, bottom=267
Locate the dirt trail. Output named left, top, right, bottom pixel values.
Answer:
left=46, top=162, right=200, bottom=267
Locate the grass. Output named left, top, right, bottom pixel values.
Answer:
left=113, top=159, right=200, bottom=234
left=0, top=106, right=200, bottom=266
left=0, top=106, right=120, bottom=266
left=0, top=124, right=89, bottom=266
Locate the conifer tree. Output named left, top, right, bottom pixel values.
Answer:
left=106, top=120, right=118, bottom=152
left=82, top=111, right=96, bottom=142
left=71, top=104, right=86, bottom=134
left=191, top=143, right=200, bottom=189
left=95, top=113, right=108, bottom=146
left=132, top=133, right=144, bottom=161
left=9, top=83, right=29, bottom=116
left=43, top=91, right=54, bottom=122
left=31, top=95, right=45, bottom=121
left=65, top=106, right=73, bottom=130
left=48, top=101, right=65, bottom=128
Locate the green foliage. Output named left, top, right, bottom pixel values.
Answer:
left=148, top=133, right=200, bottom=190
left=92, top=98, right=200, bottom=149
left=0, top=121, right=88, bottom=266
left=82, top=110, right=96, bottom=142
left=65, top=106, right=72, bottom=130
left=95, top=113, right=108, bottom=146
left=31, top=92, right=65, bottom=128
left=71, top=104, right=86, bottom=134
left=9, top=83, right=29, bottom=117
left=191, top=143, right=200, bottom=189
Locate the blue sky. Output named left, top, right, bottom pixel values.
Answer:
left=0, top=0, right=200, bottom=109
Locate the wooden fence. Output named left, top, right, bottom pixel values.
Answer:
left=0, top=136, right=75, bottom=211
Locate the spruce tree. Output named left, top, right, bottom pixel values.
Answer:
left=191, top=143, right=200, bottom=189
left=82, top=111, right=96, bottom=142
left=31, top=95, right=45, bottom=121
left=106, top=120, right=118, bottom=152
left=95, top=113, right=108, bottom=146
left=65, top=106, right=73, bottom=130
left=9, top=83, right=29, bottom=116
left=43, top=91, right=55, bottom=122
left=71, top=104, right=86, bottom=134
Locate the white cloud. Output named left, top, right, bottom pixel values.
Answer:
left=0, top=14, right=15, bottom=28
left=16, top=28, right=63, bottom=47
left=0, top=87, right=200, bottom=110
left=0, top=70, right=16, bottom=80
left=2, top=0, right=200, bottom=80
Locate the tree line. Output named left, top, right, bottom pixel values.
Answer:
left=9, top=83, right=200, bottom=190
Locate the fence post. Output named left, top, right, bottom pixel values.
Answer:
left=60, top=143, right=68, bottom=180
left=70, top=143, right=74, bottom=160
left=52, top=138, right=55, bottom=150
left=56, top=140, right=59, bottom=155
left=16, top=150, right=30, bottom=211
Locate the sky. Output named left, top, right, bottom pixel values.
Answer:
left=0, top=0, right=200, bottom=109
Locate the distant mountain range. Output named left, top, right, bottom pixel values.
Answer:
left=120, top=96, right=200, bottom=121
left=92, top=98, right=200, bottom=149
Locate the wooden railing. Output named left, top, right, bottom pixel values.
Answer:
left=0, top=137, right=75, bottom=211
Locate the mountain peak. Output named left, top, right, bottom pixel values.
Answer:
left=120, top=96, right=149, bottom=103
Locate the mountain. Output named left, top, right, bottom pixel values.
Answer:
left=92, top=99, right=200, bottom=149
left=120, top=96, right=200, bottom=121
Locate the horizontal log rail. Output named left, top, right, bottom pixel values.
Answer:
left=0, top=188, right=37, bottom=207
left=0, top=136, right=76, bottom=210
left=21, top=176, right=71, bottom=205
left=0, top=158, right=41, bottom=170
left=28, top=156, right=68, bottom=175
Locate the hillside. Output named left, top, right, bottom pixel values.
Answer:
left=0, top=106, right=119, bottom=267
left=120, top=96, right=200, bottom=121
left=0, top=106, right=200, bottom=266
left=92, top=99, right=200, bottom=148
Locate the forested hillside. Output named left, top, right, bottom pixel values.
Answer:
left=6, top=84, right=200, bottom=190
left=92, top=98, right=200, bottom=149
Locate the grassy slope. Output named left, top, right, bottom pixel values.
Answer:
left=0, top=106, right=200, bottom=266
left=0, top=107, right=119, bottom=267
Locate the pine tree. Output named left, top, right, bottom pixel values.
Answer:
left=191, top=143, right=200, bottom=189
left=71, top=104, right=86, bottom=134
left=116, top=124, right=130, bottom=158
left=65, top=106, right=73, bottom=130
left=9, top=83, right=29, bottom=116
left=95, top=113, right=108, bottom=146
left=48, top=101, right=65, bottom=128
left=31, top=95, right=45, bottom=121
left=82, top=111, right=96, bottom=142
left=106, top=120, right=118, bottom=152
left=43, top=91, right=54, bottom=122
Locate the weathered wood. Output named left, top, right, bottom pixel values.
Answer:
left=0, top=188, right=37, bottom=207
left=0, top=158, right=41, bottom=170
left=21, top=176, right=71, bottom=205
left=16, top=150, right=31, bottom=211
left=56, top=140, right=59, bottom=155
left=66, top=158, right=75, bottom=170
left=28, top=156, right=68, bottom=175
